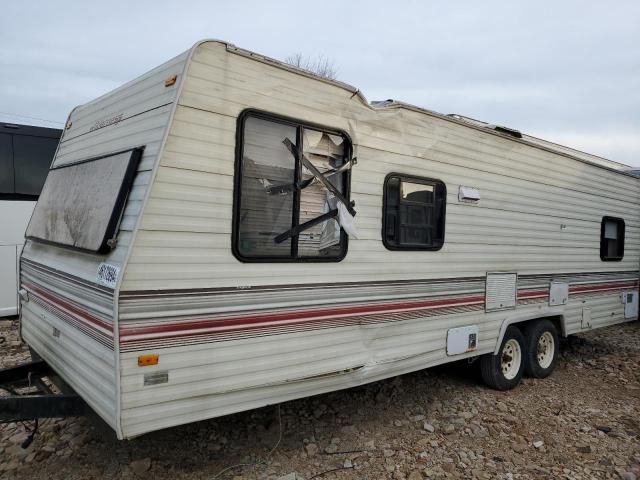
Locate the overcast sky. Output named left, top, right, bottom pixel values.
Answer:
left=2, top=1, right=639, bottom=165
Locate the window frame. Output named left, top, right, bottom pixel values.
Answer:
left=382, top=172, right=447, bottom=251
left=26, top=147, right=143, bottom=254
left=600, top=216, right=625, bottom=261
left=232, top=109, right=352, bottom=263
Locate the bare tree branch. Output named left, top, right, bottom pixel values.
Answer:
left=284, top=53, right=338, bottom=80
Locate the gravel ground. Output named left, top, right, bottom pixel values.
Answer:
left=1, top=318, right=639, bottom=480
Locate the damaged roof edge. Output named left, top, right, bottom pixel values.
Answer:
left=65, top=38, right=635, bottom=179
left=209, top=40, right=371, bottom=107
left=216, top=35, right=638, bottom=176
left=359, top=98, right=636, bottom=177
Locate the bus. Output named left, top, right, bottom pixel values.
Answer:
left=1, top=122, right=61, bottom=317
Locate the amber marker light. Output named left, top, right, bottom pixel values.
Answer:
left=164, top=75, right=177, bottom=87
left=138, top=354, right=159, bottom=367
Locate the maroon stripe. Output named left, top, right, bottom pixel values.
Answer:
left=518, top=281, right=638, bottom=300
left=119, top=294, right=486, bottom=342
left=518, top=289, right=549, bottom=299
left=120, top=281, right=639, bottom=345
left=24, top=282, right=113, bottom=337
left=119, top=302, right=486, bottom=349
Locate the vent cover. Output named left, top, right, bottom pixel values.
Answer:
left=485, top=272, right=517, bottom=311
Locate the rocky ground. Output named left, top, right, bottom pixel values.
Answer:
left=1, top=317, right=639, bottom=480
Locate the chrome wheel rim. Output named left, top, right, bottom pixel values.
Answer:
left=501, top=339, right=522, bottom=380
left=537, top=331, right=555, bottom=369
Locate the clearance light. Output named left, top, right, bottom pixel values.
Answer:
left=164, top=75, right=177, bottom=87
left=138, top=354, right=159, bottom=367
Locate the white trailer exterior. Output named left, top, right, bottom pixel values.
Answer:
left=18, top=40, right=639, bottom=439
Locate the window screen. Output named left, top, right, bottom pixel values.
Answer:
left=600, top=216, right=624, bottom=261
left=383, top=174, right=446, bottom=250
left=234, top=112, right=350, bottom=261
left=26, top=148, right=142, bottom=253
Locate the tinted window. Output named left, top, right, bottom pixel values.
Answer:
left=0, top=133, right=13, bottom=194
left=13, top=135, right=57, bottom=196
left=600, top=216, right=624, bottom=261
left=383, top=174, right=446, bottom=250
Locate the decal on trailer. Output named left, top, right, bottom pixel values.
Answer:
left=97, top=263, right=120, bottom=289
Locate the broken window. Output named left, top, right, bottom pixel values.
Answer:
left=600, top=216, right=624, bottom=261
left=234, top=112, right=353, bottom=261
left=383, top=174, right=446, bottom=250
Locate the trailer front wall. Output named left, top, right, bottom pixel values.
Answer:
left=19, top=51, right=190, bottom=431
left=115, top=42, right=639, bottom=437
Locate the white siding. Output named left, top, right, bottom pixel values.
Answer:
left=115, top=41, right=639, bottom=438
left=123, top=42, right=639, bottom=290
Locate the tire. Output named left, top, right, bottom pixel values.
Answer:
left=523, top=319, right=559, bottom=378
left=480, top=326, right=525, bottom=390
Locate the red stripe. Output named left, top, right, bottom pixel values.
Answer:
left=23, top=278, right=638, bottom=347
left=24, top=282, right=113, bottom=337
left=518, top=289, right=549, bottom=300
left=120, top=281, right=639, bottom=344
left=518, top=282, right=639, bottom=301
left=119, top=294, right=486, bottom=342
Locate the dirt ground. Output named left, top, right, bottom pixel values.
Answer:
left=1, top=318, right=639, bottom=480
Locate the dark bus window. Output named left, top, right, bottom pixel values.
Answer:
left=13, top=135, right=58, bottom=196
left=0, top=133, right=14, bottom=195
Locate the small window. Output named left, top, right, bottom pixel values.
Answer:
left=600, top=216, right=624, bottom=261
left=233, top=111, right=351, bottom=262
left=383, top=173, right=446, bottom=250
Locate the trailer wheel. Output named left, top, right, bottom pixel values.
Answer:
left=480, top=326, right=525, bottom=390
left=523, top=319, right=559, bottom=378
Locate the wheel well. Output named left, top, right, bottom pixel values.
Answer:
left=511, top=316, right=565, bottom=337
left=493, top=314, right=566, bottom=355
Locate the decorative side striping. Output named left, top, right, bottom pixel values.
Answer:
left=117, top=274, right=638, bottom=351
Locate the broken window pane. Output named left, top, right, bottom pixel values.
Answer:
left=235, top=115, right=350, bottom=261
left=298, top=129, right=346, bottom=257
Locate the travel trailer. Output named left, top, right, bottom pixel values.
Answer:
left=16, top=40, right=639, bottom=439
left=0, top=123, right=61, bottom=317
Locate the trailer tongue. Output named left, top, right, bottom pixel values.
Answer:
left=0, top=357, right=86, bottom=435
